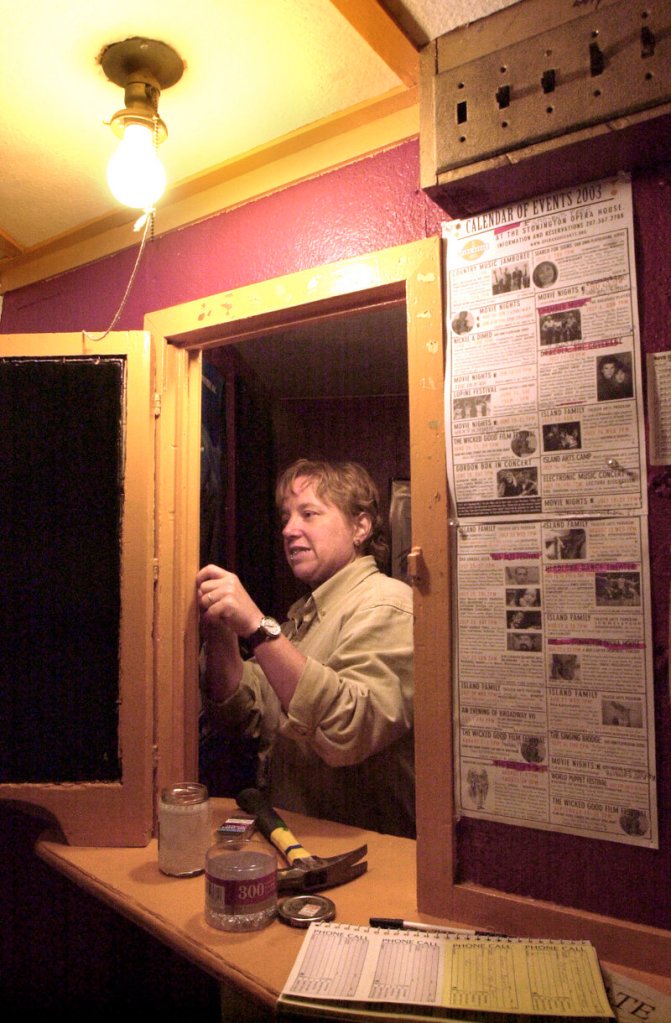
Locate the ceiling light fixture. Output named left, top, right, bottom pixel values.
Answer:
left=101, top=37, right=184, bottom=211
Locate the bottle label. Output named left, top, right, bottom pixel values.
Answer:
left=205, top=869, right=277, bottom=915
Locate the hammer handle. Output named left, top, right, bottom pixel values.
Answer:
left=236, top=787, right=311, bottom=864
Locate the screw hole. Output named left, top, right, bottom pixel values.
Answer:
left=458, top=81, right=465, bottom=89
left=500, top=65, right=507, bottom=73
left=645, top=71, right=653, bottom=80
left=546, top=106, right=554, bottom=114
left=591, top=29, right=599, bottom=38
left=459, top=136, right=466, bottom=143
left=594, top=89, right=601, bottom=97
left=501, top=120, right=509, bottom=128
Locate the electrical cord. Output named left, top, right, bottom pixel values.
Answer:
left=82, top=210, right=154, bottom=343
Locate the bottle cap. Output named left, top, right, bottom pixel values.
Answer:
left=277, top=894, right=336, bottom=928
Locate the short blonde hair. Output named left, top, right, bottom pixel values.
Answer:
left=276, top=458, right=389, bottom=570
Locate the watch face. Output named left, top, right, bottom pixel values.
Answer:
left=260, top=616, right=282, bottom=638
left=248, top=616, right=282, bottom=651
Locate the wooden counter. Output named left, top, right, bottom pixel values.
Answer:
left=35, top=798, right=419, bottom=1018
left=36, top=798, right=671, bottom=1019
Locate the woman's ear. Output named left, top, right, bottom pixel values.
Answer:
left=353, top=513, right=372, bottom=547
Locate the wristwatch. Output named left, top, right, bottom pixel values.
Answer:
left=246, top=615, right=282, bottom=652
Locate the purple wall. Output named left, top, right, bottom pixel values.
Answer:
left=1, top=140, right=443, bottom=333
left=3, top=137, right=671, bottom=929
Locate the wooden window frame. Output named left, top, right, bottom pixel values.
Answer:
left=146, top=235, right=452, bottom=884
left=0, top=331, right=155, bottom=845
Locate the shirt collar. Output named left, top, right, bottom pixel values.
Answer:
left=286, top=555, right=378, bottom=625
left=310, top=555, right=378, bottom=619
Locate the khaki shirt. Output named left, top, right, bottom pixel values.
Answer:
left=204, top=556, right=415, bottom=837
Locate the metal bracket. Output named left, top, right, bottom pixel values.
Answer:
left=406, top=545, right=424, bottom=585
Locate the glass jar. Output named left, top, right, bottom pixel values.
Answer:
left=158, top=782, right=210, bottom=877
left=204, top=836, right=277, bottom=931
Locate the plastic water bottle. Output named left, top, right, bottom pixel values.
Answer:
left=205, top=836, right=277, bottom=931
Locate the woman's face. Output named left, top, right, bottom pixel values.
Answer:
left=536, top=262, right=555, bottom=286
left=519, top=588, right=537, bottom=606
left=280, top=476, right=368, bottom=588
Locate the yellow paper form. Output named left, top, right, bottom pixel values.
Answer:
left=442, top=940, right=611, bottom=1015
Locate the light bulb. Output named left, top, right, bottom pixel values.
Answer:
left=107, top=122, right=166, bottom=210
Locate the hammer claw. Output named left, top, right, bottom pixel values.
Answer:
left=236, top=788, right=368, bottom=893
left=278, top=856, right=367, bottom=893
left=298, top=844, right=368, bottom=872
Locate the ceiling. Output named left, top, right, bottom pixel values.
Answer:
left=0, top=0, right=520, bottom=289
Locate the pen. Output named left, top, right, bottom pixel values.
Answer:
left=369, top=917, right=506, bottom=937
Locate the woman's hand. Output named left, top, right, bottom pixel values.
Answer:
left=196, top=564, right=262, bottom=638
left=197, top=564, right=261, bottom=702
left=196, top=564, right=307, bottom=712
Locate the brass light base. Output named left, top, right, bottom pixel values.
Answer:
left=101, top=37, right=184, bottom=92
left=100, top=37, right=184, bottom=140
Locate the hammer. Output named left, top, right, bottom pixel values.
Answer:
left=236, top=787, right=367, bottom=893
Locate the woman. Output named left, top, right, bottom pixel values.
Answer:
left=196, top=459, right=415, bottom=838
left=517, top=587, right=540, bottom=608
left=533, top=260, right=558, bottom=288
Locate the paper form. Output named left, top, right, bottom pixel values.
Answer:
left=282, top=923, right=615, bottom=1018
left=369, top=937, right=441, bottom=1003
left=292, top=926, right=369, bottom=997
left=291, top=926, right=441, bottom=1004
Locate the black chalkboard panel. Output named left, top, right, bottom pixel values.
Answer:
left=0, top=357, right=124, bottom=782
